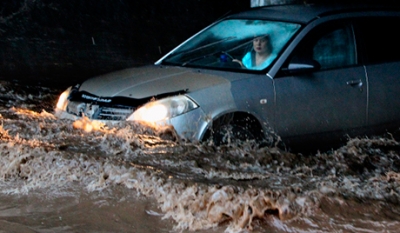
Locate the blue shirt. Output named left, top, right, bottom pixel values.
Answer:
left=242, top=51, right=276, bottom=70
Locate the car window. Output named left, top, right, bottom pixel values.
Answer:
left=288, top=22, right=357, bottom=71
left=313, top=26, right=356, bottom=69
left=161, top=19, right=301, bottom=71
left=357, top=17, right=400, bottom=64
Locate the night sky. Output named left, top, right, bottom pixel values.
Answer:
left=0, top=0, right=249, bottom=87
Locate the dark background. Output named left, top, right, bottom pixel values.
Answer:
left=0, top=0, right=249, bottom=87
left=1, top=0, right=399, bottom=87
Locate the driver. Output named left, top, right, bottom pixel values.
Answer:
left=234, top=35, right=274, bottom=70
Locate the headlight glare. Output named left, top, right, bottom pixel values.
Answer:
left=127, top=95, right=198, bottom=123
left=134, top=104, right=169, bottom=122
left=56, top=86, right=72, bottom=110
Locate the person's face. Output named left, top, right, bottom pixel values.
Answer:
left=253, top=36, right=269, bottom=54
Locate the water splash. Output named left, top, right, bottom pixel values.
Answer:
left=1, top=81, right=400, bottom=232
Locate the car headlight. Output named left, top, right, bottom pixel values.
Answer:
left=127, top=95, right=198, bottom=123
left=56, top=86, right=72, bottom=111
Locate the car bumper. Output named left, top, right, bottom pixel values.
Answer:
left=55, top=107, right=210, bottom=142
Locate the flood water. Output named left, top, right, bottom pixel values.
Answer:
left=1, top=80, right=400, bottom=233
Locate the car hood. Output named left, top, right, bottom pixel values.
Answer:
left=79, top=65, right=230, bottom=98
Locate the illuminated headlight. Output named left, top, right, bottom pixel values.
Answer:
left=127, top=95, right=198, bottom=123
left=56, top=86, right=72, bottom=111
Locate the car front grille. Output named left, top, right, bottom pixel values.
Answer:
left=66, top=101, right=135, bottom=121
left=96, top=106, right=135, bottom=120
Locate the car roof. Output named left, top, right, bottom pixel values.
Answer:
left=227, top=4, right=400, bottom=24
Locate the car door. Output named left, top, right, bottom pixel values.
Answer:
left=273, top=21, right=367, bottom=141
left=356, top=16, right=400, bottom=132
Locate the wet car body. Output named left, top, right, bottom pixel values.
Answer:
left=56, top=4, right=400, bottom=150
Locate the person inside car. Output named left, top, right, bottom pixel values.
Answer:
left=234, top=35, right=274, bottom=70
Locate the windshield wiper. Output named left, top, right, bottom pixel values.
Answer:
left=181, top=51, right=221, bottom=66
left=168, top=36, right=236, bottom=59
left=181, top=37, right=257, bottom=66
left=225, top=37, right=255, bottom=53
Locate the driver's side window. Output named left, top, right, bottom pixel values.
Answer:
left=289, top=22, right=357, bottom=71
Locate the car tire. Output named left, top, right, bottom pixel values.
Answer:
left=211, top=123, right=257, bottom=146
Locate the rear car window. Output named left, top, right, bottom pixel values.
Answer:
left=357, top=17, right=400, bottom=64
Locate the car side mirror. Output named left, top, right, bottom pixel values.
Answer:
left=281, top=59, right=321, bottom=75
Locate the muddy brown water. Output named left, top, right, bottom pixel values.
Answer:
left=1, top=80, right=400, bottom=233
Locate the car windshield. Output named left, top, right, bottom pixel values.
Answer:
left=161, top=19, right=301, bottom=71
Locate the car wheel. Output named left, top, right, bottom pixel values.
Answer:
left=211, top=123, right=257, bottom=146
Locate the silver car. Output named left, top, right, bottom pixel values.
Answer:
left=55, top=4, right=400, bottom=149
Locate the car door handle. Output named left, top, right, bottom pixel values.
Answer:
left=346, top=79, right=363, bottom=87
